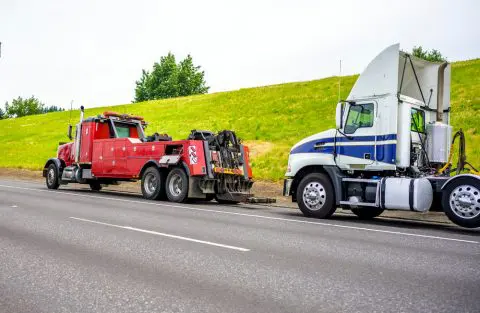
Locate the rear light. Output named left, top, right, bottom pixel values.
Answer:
left=211, top=151, right=219, bottom=162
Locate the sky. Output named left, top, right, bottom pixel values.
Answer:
left=0, top=0, right=479, bottom=109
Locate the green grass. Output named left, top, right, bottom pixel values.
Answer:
left=0, top=59, right=479, bottom=180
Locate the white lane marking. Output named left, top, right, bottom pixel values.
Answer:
left=69, top=217, right=250, bottom=252
left=0, top=183, right=478, bottom=245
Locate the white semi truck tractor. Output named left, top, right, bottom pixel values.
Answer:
left=283, top=44, right=480, bottom=228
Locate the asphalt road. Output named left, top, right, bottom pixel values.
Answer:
left=0, top=179, right=479, bottom=313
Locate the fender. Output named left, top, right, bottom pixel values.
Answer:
left=138, top=160, right=161, bottom=178
left=286, top=152, right=336, bottom=177
left=42, top=158, right=65, bottom=178
left=441, top=174, right=480, bottom=190
left=138, top=159, right=191, bottom=178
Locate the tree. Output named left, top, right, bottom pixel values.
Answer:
left=42, top=105, right=64, bottom=113
left=5, top=96, right=45, bottom=118
left=133, top=53, right=209, bottom=102
left=412, top=46, right=446, bottom=62
left=0, top=107, right=4, bottom=119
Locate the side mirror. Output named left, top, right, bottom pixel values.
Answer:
left=67, top=124, right=73, bottom=140
left=335, top=103, right=344, bottom=129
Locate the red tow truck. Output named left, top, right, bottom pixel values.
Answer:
left=43, top=106, right=253, bottom=203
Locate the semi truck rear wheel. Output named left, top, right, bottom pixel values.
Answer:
left=166, top=168, right=189, bottom=203
left=351, top=207, right=384, bottom=219
left=46, top=163, right=60, bottom=190
left=296, top=173, right=336, bottom=218
left=141, top=167, right=166, bottom=200
left=442, top=177, right=480, bottom=228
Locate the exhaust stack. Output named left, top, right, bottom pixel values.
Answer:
left=436, top=62, right=448, bottom=122
left=74, top=106, right=85, bottom=163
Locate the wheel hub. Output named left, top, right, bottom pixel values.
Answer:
left=169, top=174, right=183, bottom=197
left=144, top=173, right=157, bottom=194
left=449, top=185, right=480, bottom=219
left=302, top=181, right=326, bottom=211
left=47, top=168, right=55, bottom=185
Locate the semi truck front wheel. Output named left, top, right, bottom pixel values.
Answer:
left=296, top=173, right=336, bottom=218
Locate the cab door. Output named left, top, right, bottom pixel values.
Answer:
left=336, top=102, right=377, bottom=169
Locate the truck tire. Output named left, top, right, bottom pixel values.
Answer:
left=442, top=176, right=480, bottom=228
left=166, top=168, right=189, bottom=203
left=351, top=207, right=384, bottom=219
left=141, top=167, right=166, bottom=200
left=46, top=163, right=60, bottom=190
left=296, top=173, right=336, bottom=218
left=89, top=181, right=102, bottom=191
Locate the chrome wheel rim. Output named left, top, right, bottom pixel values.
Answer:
left=449, top=184, right=480, bottom=219
left=47, top=168, right=55, bottom=185
left=302, top=181, right=326, bottom=211
left=168, top=173, right=183, bottom=197
left=144, top=173, right=158, bottom=195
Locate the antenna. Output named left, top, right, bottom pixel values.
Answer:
left=68, top=100, right=73, bottom=124
left=338, top=60, right=342, bottom=102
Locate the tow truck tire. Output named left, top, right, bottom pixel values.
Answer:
left=166, top=168, right=189, bottom=203
left=442, top=177, right=480, bottom=228
left=141, top=167, right=166, bottom=200
left=46, top=163, right=60, bottom=190
left=351, top=207, right=384, bottom=219
left=296, top=173, right=336, bottom=218
left=89, top=181, right=102, bottom=191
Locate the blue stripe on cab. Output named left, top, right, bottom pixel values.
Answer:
left=290, top=134, right=397, bottom=164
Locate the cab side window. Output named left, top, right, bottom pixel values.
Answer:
left=410, top=108, right=425, bottom=133
left=344, top=103, right=374, bottom=134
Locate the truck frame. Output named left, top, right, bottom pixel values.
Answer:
left=43, top=110, right=253, bottom=203
left=283, top=44, right=480, bottom=228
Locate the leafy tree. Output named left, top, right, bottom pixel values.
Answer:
left=5, top=96, right=45, bottom=117
left=43, top=105, right=64, bottom=113
left=0, top=106, right=4, bottom=119
left=133, top=53, right=209, bottom=102
left=178, top=55, right=209, bottom=96
left=412, top=46, right=446, bottom=62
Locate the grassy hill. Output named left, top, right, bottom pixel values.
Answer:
left=0, top=59, right=479, bottom=181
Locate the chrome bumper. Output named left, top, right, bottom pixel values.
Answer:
left=283, top=178, right=293, bottom=196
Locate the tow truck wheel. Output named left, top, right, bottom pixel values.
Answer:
left=351, top=207, right=384, bottom=219
left=46, top=163, right=60, bottom=190
left=296, top=173, right=336, bottom=218
left=442, top=177, right=480, bottom=228
left=141, top=167, right=166, bottom=200
left=166, top=168, right=189, bottom=203
left=89, top=181, right=102, bottom=191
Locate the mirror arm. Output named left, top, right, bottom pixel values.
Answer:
left=337, top=129, right=354, bottom=140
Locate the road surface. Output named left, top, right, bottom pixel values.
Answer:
left=0, top=179, right=479, bottom=313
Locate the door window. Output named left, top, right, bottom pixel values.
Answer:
left=344, top=103, right=374, bottom=134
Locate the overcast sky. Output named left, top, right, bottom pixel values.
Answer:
left=0, top=0, right=478, bottom=109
